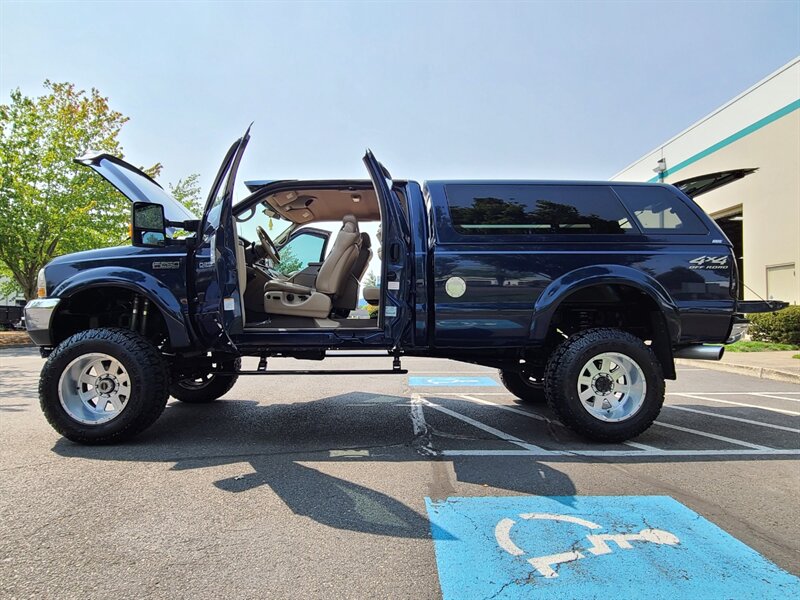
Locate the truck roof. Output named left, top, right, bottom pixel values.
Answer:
left=425, top=179, right=676, bottom=188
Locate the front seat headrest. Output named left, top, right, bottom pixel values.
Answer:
left=342, top=214, right=358, bottom=233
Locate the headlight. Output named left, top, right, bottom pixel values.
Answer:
left=37, top=269, right=47, bottom=298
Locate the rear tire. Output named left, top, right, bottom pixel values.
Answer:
left=544, top=328, right=664, bottom=442
left=169, top=357, right=240, bottom=403
left=39, top=328, right=169, bottom=444
left=498, top=369, right=546, bottom=403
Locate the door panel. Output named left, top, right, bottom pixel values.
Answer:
left=190, top=130, right=250, bottom=350
left=362, top=150, right=412, bottom=347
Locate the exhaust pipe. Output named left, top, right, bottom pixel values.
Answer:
left=674, top=345, right=725, bottom=361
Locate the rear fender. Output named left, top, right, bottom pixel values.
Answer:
left=51, top=267, right=192, bottom=348
left=529, top=265, right=681, bottom=344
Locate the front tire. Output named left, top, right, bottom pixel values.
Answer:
left=39, top=328, right=170, bottom=444
left=169, top=357, right=240, bottom=403
left=544, top=328, right=664, bottom=442
left=498, top=369, right=546, bottom=403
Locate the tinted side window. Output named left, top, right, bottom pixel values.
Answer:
left=445, top=184, right=634, bottom=235
left=281, top=230, right=326, bottom=270
left=613, top=186, right=708, bottom=234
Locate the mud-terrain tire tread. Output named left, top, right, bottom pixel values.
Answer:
left=169, top=357, right=241, bottom=403
left=498, top=369, right=546, bottom=403
left=544, top=327, right=664, bottom=442
left=39, top=327, right=169, bottom=444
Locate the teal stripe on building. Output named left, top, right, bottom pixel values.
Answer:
left=647, top=99, right=800, bottom=183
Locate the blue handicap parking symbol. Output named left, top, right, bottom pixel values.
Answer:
left=408, top=376, right=499, bottom=387
left=426, top=495, right=800, bottom=599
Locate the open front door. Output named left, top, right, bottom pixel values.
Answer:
left=363, top=150, right=412, bottom=347
left=191, top=129, right=250, bottom=350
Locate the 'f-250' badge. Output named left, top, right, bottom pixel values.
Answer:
left=688, top=256, right=728, bottom=270
left=152, top=261, right=180, bottom=270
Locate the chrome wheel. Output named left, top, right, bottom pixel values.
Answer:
left=576, top=352, right=646, bottom=422
left=58, top=353, right=132, bottom=425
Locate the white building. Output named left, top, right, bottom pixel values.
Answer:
left=612, top=57, right=800, bottom=305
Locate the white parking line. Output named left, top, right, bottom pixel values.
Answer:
left=409, top=394, right=437, bottom=456
left=433, top=392, right=513, bottom=396
left=667, top=391, right=800, bottom=395
left=456, top=394, right=662, bottom=452
left=652, top=421, right=771, bottom=450
left=623, top=441, right=662, bottom=451
left=415, top=395, right=797, bottom=458
left=672, top=393, right=800, bottom=416
left=418, top=396, right=548, bottom=452
left=456, top=394, right=549, bottom=422
left=664, top=405, right=800, bottom=433
left=750, top=392, right=800, bottom=403
left=441, top=449, right=800, bottom=457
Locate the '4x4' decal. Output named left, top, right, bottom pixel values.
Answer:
left=688, top=255, right=729, bottom=270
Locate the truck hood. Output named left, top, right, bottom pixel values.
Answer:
left=75, top=152, right=197, bottom=223
left=47, top=244, right=186, bottom=267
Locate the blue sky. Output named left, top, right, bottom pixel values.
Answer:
left=2, top=1, right=799, bottom=196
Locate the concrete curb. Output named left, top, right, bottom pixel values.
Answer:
left=676, top=358, right=800, bottom=385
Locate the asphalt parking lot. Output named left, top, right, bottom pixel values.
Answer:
left=1, top=347, right=799, bottom=599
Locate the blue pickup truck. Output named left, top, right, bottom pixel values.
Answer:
left=25, top=129, right=780, bottom=445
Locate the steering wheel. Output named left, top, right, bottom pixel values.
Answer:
left=256, top=225, right=281, bottom=264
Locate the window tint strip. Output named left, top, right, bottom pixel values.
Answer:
left=445, top=184, right=635, bottom=236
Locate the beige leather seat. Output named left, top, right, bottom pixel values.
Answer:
left=362, top=225, right=381, bottom=306
left=333, top=232, right=372, bottom=315
left=264, top=215, right=362, bottom=318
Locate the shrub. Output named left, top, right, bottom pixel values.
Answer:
left=748, top=305, right=800, bottom=345
left=366, top=304, right=379, bottom=319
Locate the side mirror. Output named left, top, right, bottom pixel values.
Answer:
left=132, top=202, right=166, bottom=247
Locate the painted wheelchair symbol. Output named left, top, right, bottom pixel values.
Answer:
left=494, top=513, right=680, bottom=578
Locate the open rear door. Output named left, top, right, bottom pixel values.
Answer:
left=190, top=128, right=250, bottom=350
left=363, top=150, right=412, bottom=348
left=674, top=168, right=757, bottom=198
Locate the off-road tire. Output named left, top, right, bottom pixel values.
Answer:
left=39, top=327, right=170, bottom=444
left=498, top=369, right=546, bottom=403
left=544, top=328, right=664, bottom=442
left=169, top=357, right=241, bottom=403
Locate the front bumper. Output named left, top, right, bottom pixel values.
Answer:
left=24, top=298, right=60, bottom=346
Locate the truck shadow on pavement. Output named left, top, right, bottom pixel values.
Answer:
left=51, top=392, right=579, bottom=540
left=51, top=390, right=798, bottom=538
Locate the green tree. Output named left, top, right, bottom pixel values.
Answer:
left=0, top=81, right=132, bottom=299
left=363, top=270, right=378, bottom=288
left=275, top=246, right=304, bottom=276
left=0, top=81, right=197, bottom=300
left=169, top=173, right=203, bottom=216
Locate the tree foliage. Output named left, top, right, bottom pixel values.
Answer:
left=0, top=82, right=199, bottom=301
left=169, top=173, right=203, bottom=216
left=363, top=270, right=378, bottom=288
left=275, top=246, right=304, bottom=276
left=0, top=82, right=132, bottom=299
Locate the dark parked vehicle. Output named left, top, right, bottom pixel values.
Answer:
left=1, top=301, right=25, bottom=330
left=25, top=129, right=782, bottom=444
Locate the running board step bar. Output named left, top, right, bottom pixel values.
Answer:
left=218, top=369, right=408, bottom=376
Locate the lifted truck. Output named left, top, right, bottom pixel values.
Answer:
left=25, top=129, right=783, bottom=444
